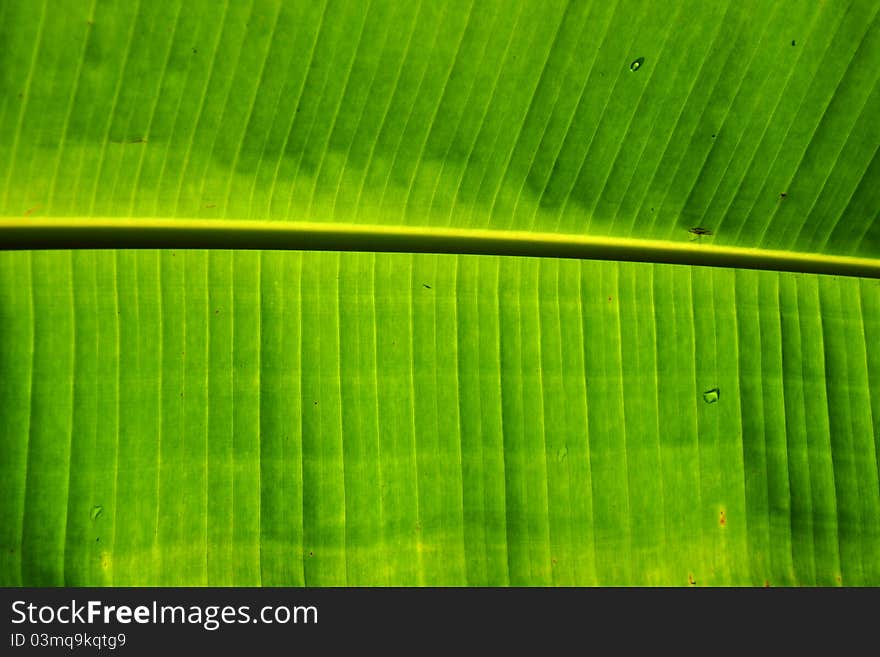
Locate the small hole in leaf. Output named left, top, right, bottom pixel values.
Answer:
left=556, top=445, right=568, bottom=463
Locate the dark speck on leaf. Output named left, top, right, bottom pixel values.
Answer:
left=791, top=40, right=796, bottom=46
left=711, top=134, right=716, bottom=139
left=779, top=192, right=787, bottom=199
left=192, top=47, right=198, bottom=54
left=689, top=226, right=713, bottom=241
left=630, top=56, right=645, bottom=72
left=423, top=283, right=431, bottom=289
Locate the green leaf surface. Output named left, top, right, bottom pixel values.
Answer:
left=2, top=251, right=879, bottom=586
left=1, top=0, right=878, bottom=256
left=1, top=0, right=879, bottom=586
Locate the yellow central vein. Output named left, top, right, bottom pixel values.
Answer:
left=3, top=218, right=879, bottom=279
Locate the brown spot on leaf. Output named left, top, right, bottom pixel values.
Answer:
left=720, top=510, right=726, bottom=526
left=24, top=204, right=41, bottom=217
left=764, top=580, right=770, bottom=587
left=688, top=573, right=696, bottom=586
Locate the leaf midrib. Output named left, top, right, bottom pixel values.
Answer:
left=1, top=217, right=879, bottom=279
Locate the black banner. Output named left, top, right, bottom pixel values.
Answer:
left=0, top=587, right=873, bottom=653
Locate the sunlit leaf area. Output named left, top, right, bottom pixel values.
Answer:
left=1, top=0, right=878, bottom=585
